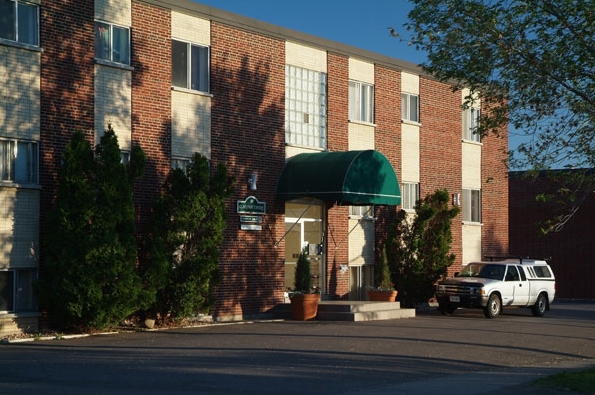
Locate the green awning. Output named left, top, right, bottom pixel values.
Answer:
left=277, top=150, right=401, bottom=206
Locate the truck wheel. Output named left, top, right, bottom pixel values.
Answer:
left=438, top=304, right=456, bottom=315
left=483, top=294, right=501, bottom=318
left=531, top=294, right=547, bottom=317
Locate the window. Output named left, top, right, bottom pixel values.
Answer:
left=95, top=21, right=130, bottom=65
left=349, top=81, right=374, bottom=123
left=401, top=93, right=419, bottom=123
left=0, top=0, right=39, bottom=46
left=505, top=266, right=520, bottom=282
left=172, top=40, right=209, bottom=92
left=401, top=182, right=420, bottom=210
left=0, top=269, right=36, bottom=313
left=0, top=139, right=38, bottom=184
left=462, top=189, right=481, bottom=223
left=172, top=157, right=191, bottom=171
left=350, top=205, right=373, bottom=218
left=285, top=65, right=327, bottom=149
left=463, top=107, right=481, bottom=142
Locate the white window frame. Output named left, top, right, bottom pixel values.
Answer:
left=0, top=269, right=37, bottom=313
left=463, top=107, right=481, bottom=142
left=349, top=80, right=374, bottom=124
left=401, top=93, right=419, bottom=123
left=0, top=138, right=39, bottom=184
left=172, top=40, right=210, bottom=93
left=94, top=20, right=131, bottom=65
left=285, top=65, right=327, bottom=149
left=172, top=157, right=191, bottom=171
left=0, top=0, right=39, bottom=46
left=349, top=205, right=373, bottom=219
left=401, top=182, right=420, bottom=211
left=462, top=188, right=481, bottom=223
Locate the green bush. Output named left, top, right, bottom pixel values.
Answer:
left=142, top=154, right=234, bottom=322
left=294, top=252, right=312, bottom=293
left=36, top=126, right=149, bottom=330
left=386, top=189, right=460, bottom=307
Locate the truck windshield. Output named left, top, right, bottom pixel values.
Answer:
left=458, top=263, right=506, bottom=280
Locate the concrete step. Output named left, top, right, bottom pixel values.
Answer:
left=272, top=301, right=416, bottom=322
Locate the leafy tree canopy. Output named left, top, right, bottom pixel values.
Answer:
left=398, top=0, right=595, bottom=231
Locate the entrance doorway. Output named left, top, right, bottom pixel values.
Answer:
left=284, top=202, right=324, bottom=295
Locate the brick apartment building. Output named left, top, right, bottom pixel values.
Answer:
left=0, top=0, right=508, bottom=333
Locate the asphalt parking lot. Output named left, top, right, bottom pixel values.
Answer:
left=1, top=301, right=594, bottom=395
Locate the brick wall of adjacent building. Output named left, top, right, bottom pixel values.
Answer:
left=510, top=172, right=595, bottom=299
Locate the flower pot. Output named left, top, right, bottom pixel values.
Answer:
left=290, top=293, right=320, bottom=320
left=367, top=290, right=398, bottom=302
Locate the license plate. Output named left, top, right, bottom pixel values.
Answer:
left=450, top=296, right=460, bottom=302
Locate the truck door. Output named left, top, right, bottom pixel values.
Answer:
left=504, top=265, right=530, bottom=306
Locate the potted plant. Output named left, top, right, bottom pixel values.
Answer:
left=289, top=251, right=320, bottom=320
left=367, top=246, right=398, bottom=302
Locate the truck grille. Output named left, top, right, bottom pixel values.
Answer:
left=441, top=284, right=475, bottom=294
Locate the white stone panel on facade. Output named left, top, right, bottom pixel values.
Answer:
left=285, top=42, right=326, bottom=72
left=462, top=143, right=482, bottom=189
left=348, top=58, right=374, bottom=84
left=348, top=219, right=374, bottom=266
left=285, top=145, right=323, bottom=160
left=94, top=65, right=132, bottom=150
left=401, top=123, right=420, bottom=182
left=172, top=90, right=211, bottom=159
left=0, top=46, right=40, bottom=140
left=95, top=0, right=131, bottom=25
left=0, top=188, right=39, bottom=269
left=462, top=224, right=482, bottom=264
left=172, top=11, right=210, bottom=45
left=348, top=122, right=375, bottom=151
left=401, top=71, right=419, bottom=94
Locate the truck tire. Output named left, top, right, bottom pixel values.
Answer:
left=438, top=304, right=456, bottom=315
left=531, top=293, right=548, bottom=317
left=483, top=294, right=501, bottom=318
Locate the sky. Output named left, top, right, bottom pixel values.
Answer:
left=194, top=0, right=425, bottom=65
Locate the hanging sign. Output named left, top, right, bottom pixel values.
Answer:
left=237, top=196, right=266, bottom=214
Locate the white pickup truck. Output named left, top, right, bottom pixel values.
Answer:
left=435, top=259, right=556, bottom=318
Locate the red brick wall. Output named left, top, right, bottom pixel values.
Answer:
left=374, top=65, right=402, bottom=254
left=481, top=110, right=509, bottom=257
left=210, top=23, right=286, bottom=319
left=419, top=78, right=463, bottom=274
left=131, top=2, right=172, bottom=221
left=326, top=52, right=350, bottom=298
left=510, top=173, right=595, bottom=299
left=39, top=1, right=95, bottom=219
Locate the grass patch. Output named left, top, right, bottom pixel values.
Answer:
left=534, top=367, right=595, bottom=393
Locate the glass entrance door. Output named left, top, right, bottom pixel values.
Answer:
left=284, top=202, right=324, bottom=294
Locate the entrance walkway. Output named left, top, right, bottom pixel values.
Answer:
left=275, top=300, right=416, bottom=321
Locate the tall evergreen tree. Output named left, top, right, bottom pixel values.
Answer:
left=386, top=189, right=460, bottom=307
left=143, top=154, right=234, bottom=322
left=37, top=126, right=148, bottom=329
